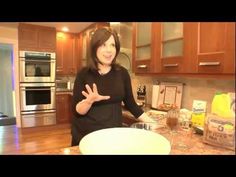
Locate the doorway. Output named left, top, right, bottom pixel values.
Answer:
left=0, top=43, right=16, bottom=126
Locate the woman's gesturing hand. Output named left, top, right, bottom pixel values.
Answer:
left=82, top=83, right=110, bottom=104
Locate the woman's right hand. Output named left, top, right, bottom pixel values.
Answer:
left=82, top=83, right=110, bottom=104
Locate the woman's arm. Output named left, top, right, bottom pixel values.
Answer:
left=137, top=112, right=156, bottom=123
left=122, top=69, right=144, bottom=118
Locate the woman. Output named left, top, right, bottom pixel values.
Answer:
left=71, top=27, right=154, bottom=146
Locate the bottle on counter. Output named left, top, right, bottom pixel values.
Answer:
left=137, top=85, right=146, bottom=107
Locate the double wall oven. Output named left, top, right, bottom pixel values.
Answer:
left=19, top=51, right=56, bottom=127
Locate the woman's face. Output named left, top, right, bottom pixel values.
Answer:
left=96, top=35, right=116, bottom=66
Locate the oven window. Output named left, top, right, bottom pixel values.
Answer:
left=25, top=61, right=50, bottom=77
left=25, top=87, right=51, bottom=105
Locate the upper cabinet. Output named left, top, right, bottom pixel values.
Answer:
left=132, top=22, right=235, bottom=77
left=194, top=22, right=235, bottom=74
left=56, top=32, right=78, bottom=76
left=153, top=22, right=195, bottom=73
left=158, top=22, right=184, bottom=73
left=132, top=22, right=154, bottom=73
left=18, top=23, right=56, bottom=52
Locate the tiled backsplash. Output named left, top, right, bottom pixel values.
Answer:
left=61, top=73, right=235, bottom=113
left=130, top=74, right=235, bottom=113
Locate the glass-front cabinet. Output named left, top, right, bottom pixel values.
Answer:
left=152, top=22, right=195, bottom=73
left=133, top=22, right=153, bottom=73
left=162, top=22, right=183, bottom=58
left=155, top=22, right=184, bottom=73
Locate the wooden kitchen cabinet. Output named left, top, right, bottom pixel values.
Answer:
left=193, top=22, right=235, bottom=74
left=132, top=22, right=235, bottom=77
left=56, top=94, right=72, bottom=124
left=18, top=23, right=56, bottom=52
left=56, top=32, right=78, bottom=75
left=132, top=22, right=154, bottom=73
left=152, top=22, right=197, bottom=74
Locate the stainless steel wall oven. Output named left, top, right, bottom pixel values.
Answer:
left=20, top=83, right=56, bottom=112
left=20, top=82, right=56, bottom=127
left=19, top=51, right=56, bottom=83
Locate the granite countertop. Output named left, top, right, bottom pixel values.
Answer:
left=35, top=126, right=235, bottom=155
left=35, top=133, right=235, bottom=155
left=35, top=106, right=235, bottom=155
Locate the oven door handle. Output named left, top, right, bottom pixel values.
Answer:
left=21, top=59, right=55, bottom=63
left=21, top=88, right=55, bottom=91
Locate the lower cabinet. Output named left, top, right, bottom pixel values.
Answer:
left=56, top=93, right=72, bottom=124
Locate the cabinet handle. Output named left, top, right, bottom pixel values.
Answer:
left=163, top=64, right=178, bottom=67
left=137, top=65, right=147, bottom=69
left=199, top=62, right=220, bottom=66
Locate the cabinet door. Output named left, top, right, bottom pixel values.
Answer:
left=18, top=23, right=38, bottom=50
left=56, top=32, right=78, bottom=76
left=197, top=22, right=235, bottom=74
left=56, top=32, right=65, bottom=75
left=156, top=22, right=185, bottom=73
left=19, top=23, right=56, bottom=52
left=38, top=27, right=56, bottom=52
left=133, top=22, right=153, bottom=73
left=64, top=34, right=77, bottom=75
left=80, top=31, right=88, bottom=68
left=56, top=94, right=72, bottom=124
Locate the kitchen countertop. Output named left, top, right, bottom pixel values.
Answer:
left=35, top=106, right=235, bottom=155
left=35, top=127, right=235, bottom=155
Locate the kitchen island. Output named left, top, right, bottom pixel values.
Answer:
left=35, top=130, right=235, bottom=155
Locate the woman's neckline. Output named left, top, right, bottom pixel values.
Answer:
left=98, top=66, right=112, bottom=76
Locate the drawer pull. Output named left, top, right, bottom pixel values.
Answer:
left=163, top=64, right=178, bottom=67
left=199, top=62, right=220, bottom=66
left=137, top=65, right=147, bottom=69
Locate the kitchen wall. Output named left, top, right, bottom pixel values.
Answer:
left=0, top=47, right=14, bottom=117
left=130, top=74, right=235, bottom=113
left=0, top=26, right=20, bottom=125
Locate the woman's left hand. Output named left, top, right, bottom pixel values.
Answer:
left=82, top=83, right=110, bottom=104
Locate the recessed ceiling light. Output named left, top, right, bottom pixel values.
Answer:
left=110, top=22, right=120, bottom=25
left=62, top=27, right=69, bottom=32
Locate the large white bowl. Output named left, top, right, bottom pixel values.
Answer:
left=79, top=127, right=171, bottom=155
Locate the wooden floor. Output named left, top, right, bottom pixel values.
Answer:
left=0, top=123, right=72, bottom=154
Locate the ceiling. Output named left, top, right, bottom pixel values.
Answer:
left=0, top=22, right=94, bottom=33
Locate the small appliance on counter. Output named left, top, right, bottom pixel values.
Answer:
left=56, top=80, right=73, bottom=91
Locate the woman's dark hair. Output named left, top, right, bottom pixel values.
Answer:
left=88, top=27, right=121, bottom=71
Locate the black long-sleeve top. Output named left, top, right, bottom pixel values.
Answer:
left=71, top=66, right=143, bottom=134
